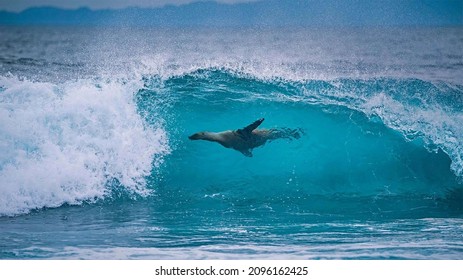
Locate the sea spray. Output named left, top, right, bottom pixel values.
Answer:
left=0, top=75, right=169, bottom=216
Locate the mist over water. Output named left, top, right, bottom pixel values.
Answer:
left=0, top=26, right=462, bottom=259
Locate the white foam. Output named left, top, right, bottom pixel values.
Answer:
left=0, top=75, right=169, bottom=216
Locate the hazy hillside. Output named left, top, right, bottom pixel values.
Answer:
left=0, top=0, right=462, bottom=26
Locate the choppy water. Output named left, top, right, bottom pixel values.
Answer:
left=0, top=26, right=462, bottom=259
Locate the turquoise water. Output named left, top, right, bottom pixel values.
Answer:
left=0, top=27, right=462, bottom=259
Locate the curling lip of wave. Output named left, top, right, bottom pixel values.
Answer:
left=146, top=68, right=463, bottom=178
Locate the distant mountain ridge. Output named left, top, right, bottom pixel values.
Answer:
left=0, top=0, right=462, bottom=27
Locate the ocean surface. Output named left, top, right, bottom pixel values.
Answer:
left=0, top=26, right=462, bottom=259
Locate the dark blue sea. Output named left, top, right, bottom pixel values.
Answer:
left=0, top=26, right=462, bottom=259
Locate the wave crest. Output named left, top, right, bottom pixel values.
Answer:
left=142, top=68, right=463, bottom=179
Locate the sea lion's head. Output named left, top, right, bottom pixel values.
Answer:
left=188, top=131, right=208, bottom=140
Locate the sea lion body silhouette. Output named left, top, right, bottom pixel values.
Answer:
left=188, top=118, right=301, bottom=157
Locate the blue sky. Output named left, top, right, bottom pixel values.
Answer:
left=0, top=0, right=258, bottom=12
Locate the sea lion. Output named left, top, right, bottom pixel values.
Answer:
left=188, top=118, right=301, bottom=157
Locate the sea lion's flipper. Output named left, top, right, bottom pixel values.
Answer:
left=240, top=149, right=253, bottom=157
left=241, top=118, right=265, bottom=134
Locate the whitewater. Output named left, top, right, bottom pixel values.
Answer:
left=0, top=26, right=462, bottom=259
